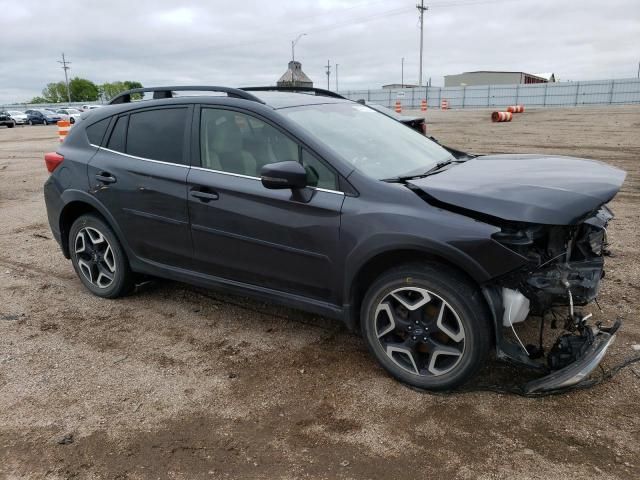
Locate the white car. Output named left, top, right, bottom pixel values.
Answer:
left=7, top=110, right=27, bottom=125
left=56, top=108, right=83, bottom=124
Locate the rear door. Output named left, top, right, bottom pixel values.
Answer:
left=87, top=105, right=193, bottom=267
left=186, top=106, right=344, bottom=302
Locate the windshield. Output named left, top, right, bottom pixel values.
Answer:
left=66, top=109, right=81, bottom=114
left=279, top=103, right=452, bottom=179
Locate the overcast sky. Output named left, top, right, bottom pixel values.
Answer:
left=1, top=0, right=639, bottom=104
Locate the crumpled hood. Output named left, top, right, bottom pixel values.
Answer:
left=408, top=154, right=626, bottom=225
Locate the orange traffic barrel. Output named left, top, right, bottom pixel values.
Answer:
left=395, top=101, right=402, bottom=113
left=441, top=99, right=449, bottom=110
left=492, top=111, right=513, bottom=122
left=421, top=99, right=427, bottom=111
left=57, top=120, right=71, bottom=142
left=507, top=105, right=525, bottom=113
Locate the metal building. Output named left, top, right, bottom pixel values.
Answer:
left=277, top=61, right=313, bottom=88
left=444, top=71, right=554, bottom=87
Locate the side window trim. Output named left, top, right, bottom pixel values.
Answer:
left=195, top=105, right=344, bottom=194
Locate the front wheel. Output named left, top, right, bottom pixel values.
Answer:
left=361, top=263, right=491, bottom=390
left=7, top=121, right=15, bottom=128
left=68, top=214, right=134, bottom=298
left=43, top=119, right=48, bottom=125
left=28, top=120, right=33, bottom=125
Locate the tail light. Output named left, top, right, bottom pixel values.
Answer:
left=45, top=152, right=64, bottom=173
left=421, top=122, right=427, bottom=135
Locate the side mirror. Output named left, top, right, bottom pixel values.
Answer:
left=261, top=161, right=307, bottom=190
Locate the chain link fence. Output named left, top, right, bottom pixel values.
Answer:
left=339, top=78, right=640, bottom=110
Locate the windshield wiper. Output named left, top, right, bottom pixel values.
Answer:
left=382, top=158, right=454, bottom=183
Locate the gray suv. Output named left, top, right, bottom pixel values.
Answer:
left=43, top=86, right=625, bottom=392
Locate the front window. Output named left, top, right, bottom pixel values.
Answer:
left=199, top=108, right=338, bottom=189
left=279, top=103, right=452, bottom=180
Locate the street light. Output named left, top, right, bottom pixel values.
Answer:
left=291, top=33, right=307, bottom=62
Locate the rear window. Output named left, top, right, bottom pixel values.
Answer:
left=126, top=108, right=188, bottom=164
left=107, top=116, right=127, bottom=152
left=86, top=118, right=110, bottom=146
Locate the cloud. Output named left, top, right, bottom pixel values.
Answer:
left=0, top=0, right=639, bottom=103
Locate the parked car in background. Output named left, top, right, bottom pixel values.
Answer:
left=357, top=99, right=427, bottom=135
left=56, top=108, right=83, bottom=124
left=7, top=110, right=27, bottom=125
left=25, top=109, right=62, bottom=125
left=0, top=111, right=16, bottom=128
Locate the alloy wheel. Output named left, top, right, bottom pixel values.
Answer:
left=74, top=227, right=116, bottom=288
left=374, top=287, right=466, bottom=377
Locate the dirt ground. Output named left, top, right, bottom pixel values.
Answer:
left=1, top=105, right=639, bottom=479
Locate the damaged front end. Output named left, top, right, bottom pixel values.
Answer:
left=483, top=205, right=621, bottom=393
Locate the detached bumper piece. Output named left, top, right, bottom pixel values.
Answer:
left=524, top=319, right=621, bottom=393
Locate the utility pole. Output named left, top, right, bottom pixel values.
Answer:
left=637, top=61, right=640, bottom=78
left=335, top=64, right=339, bottom=92
left=401, top=57, right=404, bottom=88
left=417, top=1, right=428, bottom=87
left=58, top=53, right=72, bottom=104
left=291, top=33, right=307, bottom=62
left=325, top=60, right=331, bottom=90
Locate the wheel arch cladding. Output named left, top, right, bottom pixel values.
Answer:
left=346, top=248, right=494, bottom=338
left=58, top=196, right=127, bottom=261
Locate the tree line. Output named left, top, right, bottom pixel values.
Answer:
left=29, top=78, right=143, bottom=104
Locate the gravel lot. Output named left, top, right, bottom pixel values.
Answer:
left=1, top=106, right=639, bottom=479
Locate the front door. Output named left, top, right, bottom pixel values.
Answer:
left=187, top=107, right=344, bottom=302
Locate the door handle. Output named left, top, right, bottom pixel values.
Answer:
left=190, top=189, right=219, bottom=202
left=96, top=172, right=116, bottom=184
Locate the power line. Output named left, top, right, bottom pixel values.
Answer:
left=57, top=53, right=71, bottom=104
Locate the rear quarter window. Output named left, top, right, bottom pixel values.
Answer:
left=85, top=118, right=110, bottom=146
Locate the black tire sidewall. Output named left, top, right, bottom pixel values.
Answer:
left=361, top=264, right=490, bottom=390
left=68, top=214, right=132, bottom=298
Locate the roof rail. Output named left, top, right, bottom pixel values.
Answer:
left=108, top=86, right=265, bottom=105
left=240, top=86, right=347, bottom=100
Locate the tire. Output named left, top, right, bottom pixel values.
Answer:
left=28, top=120, right=33, bottom=126
left=360, top=262, right=491, bottom=390
left=70, top=117, right=75, bottom=124
left=68, top=214, right=134, bottom=298
left=43, top=119, right=48, bottom=126
left=7, top=121, right=15, bottom=128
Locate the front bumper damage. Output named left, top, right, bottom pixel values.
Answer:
left=484, top=205, right=621, bottom=393
left=524, top=319, right=620, bottom=393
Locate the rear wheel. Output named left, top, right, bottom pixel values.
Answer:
left=361, top=262, right=491, bottom=390
left=68, top=214, right=133, bottom=298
